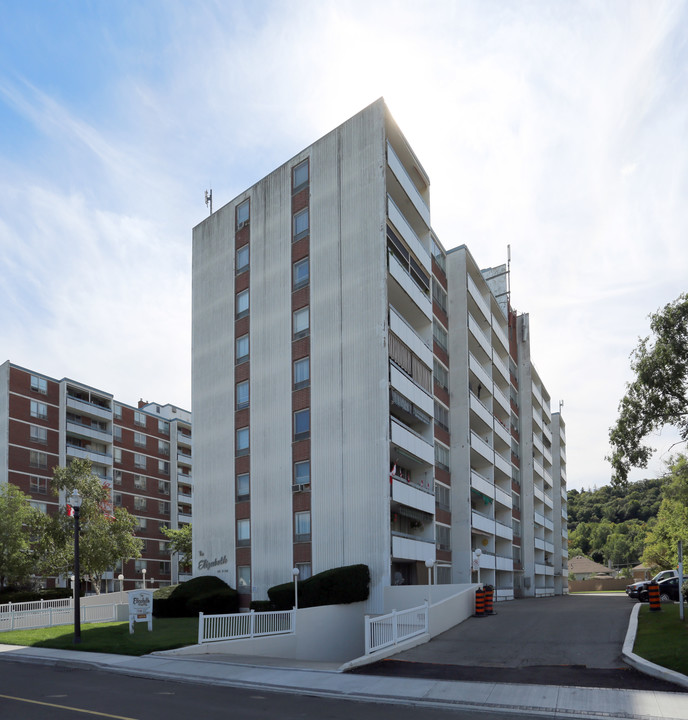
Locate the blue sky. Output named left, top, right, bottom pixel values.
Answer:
left=1, top=1, right=687, bottom=491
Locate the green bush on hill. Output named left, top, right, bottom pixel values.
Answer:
left=153, top=576, right=238, bottom=617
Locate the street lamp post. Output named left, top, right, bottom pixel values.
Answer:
left=118, top=573, right=124, bottom=603
left=142, top=568, right=146, bottom=589
left=292, top=567, right=300, bottom=610
left=425, top=559, right=435, bottom=605
left=69, top=489, right=83, bottom=644
left=474, top=548, right=482, bottom=585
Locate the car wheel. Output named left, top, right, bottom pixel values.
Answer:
left=660, top=593, right=672, bottom=603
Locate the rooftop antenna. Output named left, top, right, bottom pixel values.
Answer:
left=507, top=244, right=511, bottom=306
left=204, top=188, right=213, bottom=215
left=559, top=399, right=564, bottom=413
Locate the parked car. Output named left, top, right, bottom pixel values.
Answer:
left=626, top=569, right=678, bottom=600
left=637, top=575, right=687, bottom=603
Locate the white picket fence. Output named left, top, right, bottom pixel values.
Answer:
left=0, top=602, right=117, bottom=632
left=0, top=598, right=71, bottom=613
left=198, top=609, right=295, bottom=644
left=365, top=601, right=429, bottom=654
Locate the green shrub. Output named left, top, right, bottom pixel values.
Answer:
left=153, top=576, right=238, bottom=617
left=0, top=587, right=75, bottom=604
left=268, top=564, right=370, bottom=610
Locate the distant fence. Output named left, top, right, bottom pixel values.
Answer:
left=0, top=598, right=71, bottom=614
left=568, top=578, right=629, bottom=592
left=198, top=610, right=295, bottom=644
left=0, top=603, right=117, bottom=632
left=365, top=601, right=429, bottom=655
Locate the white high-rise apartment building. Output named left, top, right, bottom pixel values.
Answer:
left=192, top=99, right=567, bottom=611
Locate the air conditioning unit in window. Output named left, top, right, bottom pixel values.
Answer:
left=292, top=483, right=309, bottom=492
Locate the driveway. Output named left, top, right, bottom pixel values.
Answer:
left=352, top=594, right=687, bottom=691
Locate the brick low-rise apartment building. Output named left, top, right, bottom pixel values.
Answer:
left=0, top=360, right=192, bottom=591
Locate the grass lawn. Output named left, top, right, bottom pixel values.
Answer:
left=0, top=617, right=198, bottom=656
left=634, top=603, right=688, bottom=676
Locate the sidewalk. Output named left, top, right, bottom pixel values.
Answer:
left=2, top=640, right=688, bottom=720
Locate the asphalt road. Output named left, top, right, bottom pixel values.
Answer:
left=353, top=593, right=688, bottom=692
left=0, top=661, right=554, bottom=720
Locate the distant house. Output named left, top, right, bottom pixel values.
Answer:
left=567, top=555, right=614, bottom=580
left=632, top=563, right=652, bottom=581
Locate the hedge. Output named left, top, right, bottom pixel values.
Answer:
left=153, top=576, right=239, bottom=617
left=268, top=564, right=370, bottom=610
left=0, top=587, right=75, bottom=604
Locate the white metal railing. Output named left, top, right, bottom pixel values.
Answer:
left=0, top=603, right=116, bottom=632
left=198, top=609, right=295, bottom=644
left=365, top=601, right=428, bottom=654
left=0, top=598, right=71, bottom=614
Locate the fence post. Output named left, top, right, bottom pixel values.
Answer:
left=250, top=609, right=255, bottom=638
left=392, top=609, right=398, bottom=647
left=198, top=612, right=204, bottom=645
left=364, top=615, right=371, bottom=655
left=424, top=599, right=430, bottom=635
left=11, top=605, right=14, bottom=631
left=41, top=599, right=44, bottom=611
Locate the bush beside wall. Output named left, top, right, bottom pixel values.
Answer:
left=268, top=564, right=370, bottom=610
left=153, top=576, right=239, bottom=617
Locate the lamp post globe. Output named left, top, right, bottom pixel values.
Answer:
left=68, top=489, right=83, bottom=644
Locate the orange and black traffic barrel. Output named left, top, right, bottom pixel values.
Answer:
left=648, top=583, right=661, bottom=612
left=475, top=588, right=485, bottom=617
left=484, top=586, right=495, bottom=615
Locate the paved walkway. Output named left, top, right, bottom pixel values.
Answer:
left=1, top=595, right=688, bottom=719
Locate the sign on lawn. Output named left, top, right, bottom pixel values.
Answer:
left=128, top=589, right=153, bottom=633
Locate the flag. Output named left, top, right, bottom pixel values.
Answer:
left=66, top=504, right=74, bottom=517
left=390, top=463, right=397, bottom=485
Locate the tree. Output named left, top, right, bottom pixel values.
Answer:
left=35, top=459, right=142, bottom=593
left=0, top=483, right=39, bottom=589
left=161, top=524, right=192, bottom=567
left=608, top=293, right=688, bottom=486
left=641, top=455, right=688, bottom=570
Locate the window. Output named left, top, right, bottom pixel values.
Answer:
left=159, top=501, right=170, bottom=515
left=293, top=159, right=309, bottom=192
left=293, top=307, right=309, bottom=339
left=432, top=278, right=447, bottom=313
left=436, top=565, right=451, bottom=584
left=158, top=460, right=170, bottom=475
left=30, top=401, right=48, bottom=420
left=159, top=561, right=171, bottom=575
left=432, top=238, right=446, bottom=272
left=236, top=244, right=249, bottom=273
left=433, top=321, right=448, bottom=352
left=435, top=443, right=450, bottom=472
left=114, top=448, right=122, bottom=464
left=158, top=419, right=169, bottom=436
left=113, top=425, right=122, bottom=441
left=30, top=476, right=47, bottom=494
left=134, top=411, right=146, bottom=428
left=236, top=289, right=249, bottom=318
left=158, top=480, right=170, bottom=495
left=236, top=199, right=250, bottom=229
left=134, top=432, right=147, bottom=447
left=294, top=409, right=310, bottom=441
left=435, top=483, right=450, bottom=511
left=294, top=460, right=310, bottom=485
left=114, top=470, right=123, bottom=486
left=135, top=559, right=147, bottom=573
left=159, top=521, right=169, bottom=532
left=236, top=427, right=249, bottom=456
left=114, top=404, right=122, bottom=419
left=30, top=375, right=47, bottom=394
left=113, top=492, right=122, bottom=506
left=158, top=440, right=170, bottom=456
left=294, top=511, right=311, bottom=542
left=293, top=257, right=309, bottom=290
left=236, top=334, right=249, bottom=363
left=434, top=401, right=449, bottom=432
left=295, top=562, right=312, bottom=580
left=512, top=518, right=522, bottom=536
left=237, top=473, right=250, bottom=500
left=159, top=540, right=170, bottom=554
left=30, top=425, right=47, bottom=444
left=29, top=451, right=48, bottom=469
left=436, top=524, right=451, bottom=550
left=513, top=545, right=522, bottom=564
left=293, top=357, right=309, bottom=390
left=237, top=565, right=251, bottom=593
left=136, top=517, right=147, bottom=530
left=433, top=359, right=448, bottom=390
left=293, top=208, right=309, bottom=241
left=134, top=453, right=147, bottom=469
left=134, top=474, right=147, bottom=490
left=237, top=518, right=250, bottom=547
left=30, top=501, right=47, bottom=514
left=134, top=496, right=147, bottom=511
left=236, top=380, right=249, bottom=410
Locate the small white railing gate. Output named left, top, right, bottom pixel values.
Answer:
left=365, top=601, right=429, bottom=654
left=0, top=603, right=117, bottom=632
left=198, top=609, right=295, bottom=644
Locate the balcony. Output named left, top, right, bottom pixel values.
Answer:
left=177, top=431, right=192, bottom=447
left=178, top=513, right=192, bottom=524
left=494, top=485, right=511, bottom=508
left=534, top=537, right=545, bottom=550
left=391, top=418, right=434, bottom=466
left=493, top=417, right=510, bottom=445
left=391, top=533, right=435, bottom=563
left=390, top=365, right=433, bottom=417
left=66, top=420, right=111, bottom=444
left=388, top=254, right=432, bottom=323
left=543, top=423, right=552, bottom=442
left=392, top=477, right=435, bottom=514
left=468, top=314, right=491, bottom=356
left=467, top=274, right=490, bottom=323
left=534, top=485, right=544, bottom=503
left=177, top=452, right=192, bottom=465
left=495, top=555, right=513, bottom=571
left=492, top=352, right=509, bottom=385
left=494, top=451, right=511, bottom=478
left=178, top=492, right=193, bottom=505
left=534, top=512, right=545, bottom=527
left=387, top=195, right=430, bottom=275
left=471, top=510, right=494, bottom=535
left=534, top=460, right=544, bottom=479
left=468, top=353, right=491, bottom=390
left=387, top=142, right=431, bottom=230
left=470, top=432, right=492, bottom=463
left=471, top=470, right=494, bottom=501
left=493, top=384, right=509, bottom=415
left=495, top=520, right=513, bottom=541
left=389, top=306, right=432, bottom=367
left=476, top=552, right=495, bottom=570
left=491, top=315, right=508, bottom=352
left=177, top=473, right=193, bottom=486
left=469, top=393, right=492, bottom=427
left=66, top=444, right=113, bottom=466
left=66, top=396, right=112, bottom=420
left=544, top=493, right=553, bottom=510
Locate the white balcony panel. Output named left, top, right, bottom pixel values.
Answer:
left=468, top=314, right=491, bottom=356
left=178, top=513, right=192, bottom=524
left=472, top=511, right=495, bottom=535
left=493, top=385, right=509, bottom=415
left=389, top=255, right=432, bottom=321
left=534, top=537, right=545, bottom=551
left=544, top=493, right=553, bottom=510
left=494, top=486, right=511, bottom=508
left=532, top=382, right=543, bottom=408
left=545, top=565, right=554, bottom=576
left=471, top=471, right=494, bottom=500
left=66, top=397, right=112, bottom=420
left=493, top=353, right=509, bottom=385
left=391, top=419, right=434, bottom=465
left=177, top=474, right=193, bottom=486
left=469, top=394, right=493, bottom=427
left=544, top=469, right=553, bottom=487
left=534, top=486, right=544, bottom=503
left=178, top=492, right=193, bottom=505
left=494, top=419, right=510, bottom=445
left=492, top=315, right=508, bottom=352
left=392, top=534, right=435, bottom=563
left=387, top=142, right=431, bottom=229
left=544, top=541, right=554, bottom=553
left=543, top=423, right=552, bottom=442
left=66, top=446, right=113, bottom=466
left=494, top=452, right=511, bottom=477
left=533, top=408, right=543, bottom=431
left=533, top=434, right=544, bottom=454
left=534, top=512, right=545, bottom=527
left=561, top=486, right=567, bottom=501
left=562, top=508, right=567, bottom=520
left=177, top=453, right=192, bottom=465
left=562, top=567, right=569, bottom=576
left=470, top=432, right=493, bottom=463
left=389, top=306, right=432, bottom=367
left=468, top=353, right=491, bottom=389
left=545, top=518, right=554, bottom=532
left=387, top=195, right=431, bottom=274
left=495, top=555, right=513, bottom=571
left=477, top=553, right=496, bottom=570
left=390, top=365, right=433, bottom=417
left=392, top=478, right=435, bottom=514
left=535, top=563, right=547, bottom=575
left=534, top=460, right=544, bottom=479
left=562, top=527, right=568, bottom=539
left=543, top=446, right=552, bottom=464
left=495, top=521, right=513, bottom=541
left=177, top=432, right=192, bottom=447
left=66, top=421, right=111, bottom=444
left=467, top=275, right=491, bottom=322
